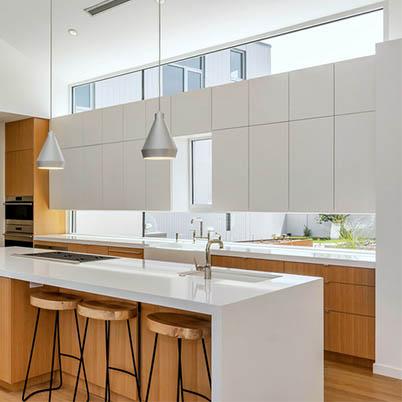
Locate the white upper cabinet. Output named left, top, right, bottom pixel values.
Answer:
left=123, top=140, right=146, bottom=210
left=212, top=127, right=249, bottom=211
left=51, top=113, right=83, bottom=148
left=335, top=112, right=375, bottom=212
left=249, top=123, right=288, bottom=211
left=145, top=96, right=171, bottom=132
left=335, top=56, right=375, bottom=115
left=50, top=147, right=82, bottom=209
left=249, top=73, right=289, bottom=125
left=102, top=142, right=124, bottom=209
left=171, top=88, right=212, bottom=136
left=102, top=105, right=123, bottom=143
left=290, top=64, right=334, bottom=120
left=123, top=101, right=146, bottom=141
left=80, top=145, right=103, bottom=210
left=146, top=160, right=172, bottom=211
left=212, top=80, right=248, bottom=130
left=289, top=117, right=334, bottom=212
left=82, top=109, right=102, bottom=146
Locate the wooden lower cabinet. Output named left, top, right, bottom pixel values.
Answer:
left=211, top=255, right=284, bottom=272
left=108, top=246, right=144, bottom=259
left=0, top=279, right=54, bottom=388
left=324, top=311, right=375, bottom=360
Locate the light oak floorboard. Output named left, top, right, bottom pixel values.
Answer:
left=0, top=361, right=400, bottom=401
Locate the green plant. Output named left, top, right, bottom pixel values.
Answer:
left=303, top=225, right=312, bottom=237
left=318, top=214, right=349, bottom=225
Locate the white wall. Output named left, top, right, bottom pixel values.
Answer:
left=374, top=38, right=402, bottom=380
left=384, top=0, right=402, bottom=40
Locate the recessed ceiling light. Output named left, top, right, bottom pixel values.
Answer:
left=68, top=28, right=78, bottom=36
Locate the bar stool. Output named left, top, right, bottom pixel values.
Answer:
left=145, top=313, right=211, bottom=402
left=22, top=291, right=90, bottom=402
left=74, top=300, right=142, bottom=402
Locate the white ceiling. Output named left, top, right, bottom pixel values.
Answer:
left=0, top=0, right=381, bottom=115
left=0, top=111, right=28, bottom=123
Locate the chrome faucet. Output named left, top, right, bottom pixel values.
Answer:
left=191, top=217, right=204, bottom=240
left=195, top=238, right=224, bottom=280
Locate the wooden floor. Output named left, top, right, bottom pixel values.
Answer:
left=0, top=361, right=400, bottom=401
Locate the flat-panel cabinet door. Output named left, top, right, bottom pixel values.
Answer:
left=289, top=117, right=334, bottom=212
left=102, top=105, right=123, bottom=143
left=290, top=64, right=334, bottom=120
left=51, top=114, right=83, bottom=148
left=102, top=142, right=124, bottom=209
left=82, top=109, right=102, bottom=146
left=81, top=145, right=103, bottom=210
left=212, top=81, right=249, bottom=130
left=249, top=73, right=289, bottom=125
left=335, top=112, right=375, bottom=212
left=249, top=123, right=288, bottom=211
left=50, top=148, right=82, bottom=209
left=5, top=150, right=33, bottom=197
left=124, top=140, right=146, bottom=210
left=212, top=127, right=248, bottom=211
left=124, top=101, right=146, bottom=141
left=146, top=160, right=171, bottom=211
left=171, top=88, right=211, bottom=136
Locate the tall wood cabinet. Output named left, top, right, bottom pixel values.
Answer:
left=5, top=118, right=66, bottom=235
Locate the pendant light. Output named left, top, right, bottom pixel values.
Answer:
left=142, top=0, right=177, bottom=160
left=37, top=0, right=65, bottom=170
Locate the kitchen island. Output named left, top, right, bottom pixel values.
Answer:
left=0, top=247, right=323, bottom=402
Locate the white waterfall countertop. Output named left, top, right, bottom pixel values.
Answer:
left=0, top=246, right=323, bottom=402
left=34, top=233, right=375, bottom=269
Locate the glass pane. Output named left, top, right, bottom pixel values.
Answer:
left=94, top=71, right=142, bottom=108
left=230, top=50, right=244, bottom=81
left=163, top=65, right=184, bottom=96
left=176, top=56, right=202, bottom=69
left=73, top=84, right=92, bottom=113
left=188, top=71, right=202, bottom=91
left=265, top=10, right=383, bottom=74
left=192, top=139, right=212, bottom=205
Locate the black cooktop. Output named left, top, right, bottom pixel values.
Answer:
left=21, top=251, right=116, bottom=264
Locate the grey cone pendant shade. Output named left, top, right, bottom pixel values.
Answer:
left=142, top=112, right=177, bottom=159
left=142, top=0, right=177, bottom=160
left=37, top=131, right=65, bottom=169
left=36, top=0, right=65, bottom=170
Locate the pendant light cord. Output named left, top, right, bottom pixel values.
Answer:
left=158, top=0, right=161, bottom=112
left=49, top=0, right=53, bottom=120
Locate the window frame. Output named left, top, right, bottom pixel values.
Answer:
left=72, top=82, right=95, bottom=114
left=230, top=48, right=246, bottom=81
left=189, top=135, right=213, bottom=212
left=166, top=56, right=205, bottom=94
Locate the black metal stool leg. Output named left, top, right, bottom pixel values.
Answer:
left=145, top=333, right=158, bottom=402
left=177, top=339, right=184, bottom=402
left=127, top=320, right=142, bottom=401
left=104, top=321, right=111, bottom=402
left=48, top=311, right=60, bottom=402
left=72, top=317, right=89, bottom=402
left=202, top=338, right=211, bottom=388
left=56, top=312, right=63, bottom=389
left=22, top=309, right=41, bottom=401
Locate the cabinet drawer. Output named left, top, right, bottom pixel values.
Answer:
left=284, top=262, right=325, bottom=278
left=325, top=265, right=375, bottom=286
left=211, top=256, right=249, bottom=269
left=324, top=311, right=375, bottom=360
left=34, top=241, right=69, bottom=251
left=86, top=245, right=109, bottom=256
left=108, top=247, right=144, bottom=259
left=68, top=244, right=88, bottom=253
left=247, top=258, right=284, bottom=273
left=325, top=282, right=375, bottom=317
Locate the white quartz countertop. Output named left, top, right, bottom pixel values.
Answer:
left=34, top=234, right=376, bottom=269
left=0, top=247, right=318, bottom=314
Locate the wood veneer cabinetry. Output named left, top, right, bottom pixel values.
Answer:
left=212, top=256, right=375, bottom=361
left=5, top=118, right=66, bottom=235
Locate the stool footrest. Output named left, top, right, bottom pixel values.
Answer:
left=183, top=388, right=211, bottom=402
left=109, top=366, right=139, bottom=378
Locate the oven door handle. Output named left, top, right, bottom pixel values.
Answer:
left=4, top=202, right=33, bottom=206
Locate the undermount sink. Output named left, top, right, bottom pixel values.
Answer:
left=180, top=269, right=281, bottom=283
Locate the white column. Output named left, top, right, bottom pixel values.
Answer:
left=384, top=0, right=402, bottom=40
left=374, top=39, right=402, bottom=380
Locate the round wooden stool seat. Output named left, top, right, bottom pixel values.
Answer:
left=146, top=313, right=211, bottom=340
left=30, top=291, right=82, bottom=311
left=77, top=300, right=138, bottom=321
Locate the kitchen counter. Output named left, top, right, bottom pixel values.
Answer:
left=34, top=233, right=376, bottom=269
left=0, top=247, right=323, bottom=402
